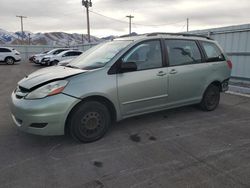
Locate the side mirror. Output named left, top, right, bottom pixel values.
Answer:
left=120, top=62, right=137, bottom=73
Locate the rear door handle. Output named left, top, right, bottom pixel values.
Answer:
left=169, top=69, right=178, bottom=74
left=157, top=71, right=167, bottom=76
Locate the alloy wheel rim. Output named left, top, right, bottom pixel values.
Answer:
left=7, top=58, right=13, bottom=64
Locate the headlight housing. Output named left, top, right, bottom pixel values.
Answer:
left=43, top=57, right=50, bottom=61
left=25, top=80, right=68, bottom=99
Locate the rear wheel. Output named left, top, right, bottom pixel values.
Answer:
left=200, top=84, right=220, bottom=111
left=5, top=57, right=15, bottom=65
left=68, top=101, right=111, bottom=143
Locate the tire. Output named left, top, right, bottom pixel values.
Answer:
left=5, top=57, right=15, bottom=65
left=50, top=60, right=58, bottom=66
left=200, top=84, right=220, bottom=111
left=68, top=101, right=111, bottom=143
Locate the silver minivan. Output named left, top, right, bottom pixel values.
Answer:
left=10, top=33, right=232, bottom=142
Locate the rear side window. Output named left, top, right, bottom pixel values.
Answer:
left=74, top=52, right=82, bottom=56
left=0, top=48, right=11, bottom=52
left=201, top=42, right=225, bottom=62
left=63, top=52, right=69, bottom=56
left=165, top=40, right=202, bottom=66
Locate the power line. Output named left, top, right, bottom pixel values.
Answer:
left=89, top=10, right=128, bottom=24
left=132, top=20, right=185, bottom=27
left=89, top=10, right=185, bottom=27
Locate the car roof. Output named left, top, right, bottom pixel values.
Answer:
left=0, top=47, right=14, bottom=50
left=114, top=33, right=214, bottom=43
left=48, top=48, right=69, bottom=52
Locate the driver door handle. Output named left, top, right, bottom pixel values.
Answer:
left=169, top=69, right=178, bottom=74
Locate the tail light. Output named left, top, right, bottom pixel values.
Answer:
left=226, top=60, right=232, bottom=69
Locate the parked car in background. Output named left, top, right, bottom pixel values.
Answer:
left=0, top=47, right=21, bottom=65
left=41, top=50, right=82, bottom=66
left=11, top=33, right=232, bottom=142
left=29, top=51, right=49, bottom=63
left=34, top=48, right=69, bottom=65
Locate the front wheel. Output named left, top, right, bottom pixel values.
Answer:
left=68, top=101, right=111, bottom=143
left=50, top=60, right=58, bottom=66
left=200, top=84, right=220, bottom=111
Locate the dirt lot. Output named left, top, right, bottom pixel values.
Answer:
left=0, top=62, right=250, bottom=188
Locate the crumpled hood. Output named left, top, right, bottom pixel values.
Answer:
left=18, top=66, right=87, bottom=90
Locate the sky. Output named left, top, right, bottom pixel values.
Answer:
left=1, top=0, right=250, bottom=37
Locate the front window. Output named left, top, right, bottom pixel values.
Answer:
left=69, top=40, right=132, bottom=69
left=54, top=50, right=65, bottom=55
left=122, top=40, right=163, bottom=70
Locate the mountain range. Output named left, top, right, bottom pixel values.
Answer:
left=0, top=28, right=101, bottom=46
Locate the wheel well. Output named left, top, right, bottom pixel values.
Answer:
left=65, top=95, right=117, bottom=135
left=210, top=81, right=222, bottom=92
left=5, top=56, right=15, bottom=61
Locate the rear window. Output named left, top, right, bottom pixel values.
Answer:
left=201, top=41, right=225, bottom=62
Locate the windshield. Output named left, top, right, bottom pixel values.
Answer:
left=68, top=40, right=132, bottom=69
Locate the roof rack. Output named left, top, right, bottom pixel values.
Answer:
left=146, top=32, right=213, bottom=40
left=118, top=33, right=140, bottom=38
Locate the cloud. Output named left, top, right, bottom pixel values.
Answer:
left=1, top=0, right=250, bottom=37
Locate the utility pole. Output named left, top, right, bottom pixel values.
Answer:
left=187, top=18, right=189, bottom=32
left=82, top=0, right=92, bottom=43
left=16, top=15, right=27, bottom=45
left=126, top=15, right=134, bottom=35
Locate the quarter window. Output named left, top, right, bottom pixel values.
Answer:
left=122, top=40, right=163, bottom=70
left=201, top=41, right=225, bottom=62
left=165, top=40, right=202, bottom=66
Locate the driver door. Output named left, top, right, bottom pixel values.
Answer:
left=117, top=40, right=169, bottom=117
